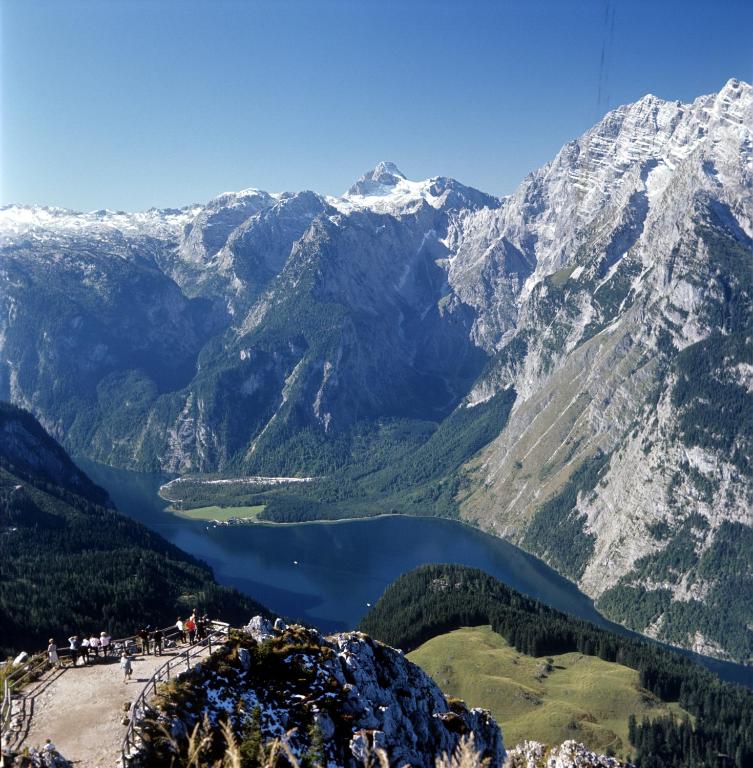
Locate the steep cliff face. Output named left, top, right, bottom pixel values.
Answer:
left=136, top=618, right=505, bottom=768
left=450, top=78, right=752, bottom=350
left=459, top=78, right=753, bottom=660
left=0, top=216, right=223, bottom=466
left=0, top=163, right=500, bottom=474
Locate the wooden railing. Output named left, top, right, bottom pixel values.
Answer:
left=120, top=621, right=229, bottom=767
left=1, top=652, right=49, bottom=752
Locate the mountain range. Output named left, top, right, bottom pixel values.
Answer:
left=1, top=78, right=751, bottom=663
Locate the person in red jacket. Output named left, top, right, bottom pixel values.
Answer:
left=184, top=616, right=196, bottom=643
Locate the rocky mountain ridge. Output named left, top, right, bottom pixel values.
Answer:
left=1, top=78, right=751, bottom=661
left=135, top=616, right=505, bottom=768
left=458, top=77, right=753, bottom=662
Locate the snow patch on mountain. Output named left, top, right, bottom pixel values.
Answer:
left=0, top=203, right=201, bottom=243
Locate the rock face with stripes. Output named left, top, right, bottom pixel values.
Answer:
left=458, top=78, right=753, bottom=662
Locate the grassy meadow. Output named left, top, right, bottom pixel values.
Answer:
left=168, top=504, right=265, bottom=521
left=407, top=625, right=690, bottom=758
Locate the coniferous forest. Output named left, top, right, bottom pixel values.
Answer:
left=360, top=564, right=753, bottom=768
left=0, top=403, right=269, bottom=656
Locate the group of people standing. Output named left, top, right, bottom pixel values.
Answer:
left=120, top=612, right=210, bottom=683
left=135, top=626, right=165, bottom=655
left=118, top=626, right=166, bottom=683
left=175, top=612, right=210, bottom=644
left=45, top=612, right=213, bottom=679
left=46, top=632, right=112, bottom=667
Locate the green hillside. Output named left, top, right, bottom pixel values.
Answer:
left=360, top=564, right=753, bottom=768
left=409, top=625, right=689, bottom=757
left=161, top=387, right=517, bottom=525
left=0, top=402, right=269, bottom=656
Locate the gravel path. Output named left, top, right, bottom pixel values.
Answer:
left=20, top=645, right=213, bottom=767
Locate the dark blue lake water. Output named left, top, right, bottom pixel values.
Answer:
left=79, top=459, right=753, bottom=688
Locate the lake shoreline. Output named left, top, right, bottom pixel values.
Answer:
left=167, top=504, right=468, bottom=529
left=77, top=457, right=753, bottom=689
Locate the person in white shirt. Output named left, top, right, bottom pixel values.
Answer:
left=89, top=634, right=100, bottom=659
left=100, top=631, right=111, bottom=658
left=175, top=618, right=185, bottom=644
left=68, top=635, right=80, bottom=666
left=80, top=636, right=90, bottom=664
left=120, top=652, right=132, bottom=682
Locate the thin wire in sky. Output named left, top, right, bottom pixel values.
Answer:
left=596, top=0, right=616, bottom=113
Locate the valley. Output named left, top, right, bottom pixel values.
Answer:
left=3, top=413, right=753, bottom=768
left=4, top=3, right=752, bottom=765
left=78, top=459, right=616, bottom=638
left=79, top=458, right=753, bottom=689
left=2, top=79, right=752, bottom=666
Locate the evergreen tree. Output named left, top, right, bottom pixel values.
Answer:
left=302, top=722, right=325, bottom=768
left=240, top=707, right=263, bottom=768
left=628, top=713, right=637, bottom=745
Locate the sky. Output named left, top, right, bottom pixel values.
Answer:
left=1, top=0, right=752, bottom=211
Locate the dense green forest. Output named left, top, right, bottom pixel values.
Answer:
left=360, top=564, right=753, bottom=768
left=598, top=519, right=753, bottom=663
left=0, top=403, right=269, bottom=656
left=165, top=388, right=516, bottom=523
left=523, top=450, right=610, bottom=580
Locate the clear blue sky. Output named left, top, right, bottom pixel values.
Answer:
left=2, top=0, right=751, bottom=211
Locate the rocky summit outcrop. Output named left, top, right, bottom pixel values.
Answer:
left=505, top=741, right=632, bottom=768
left=136, top=618, right=505, bottom=768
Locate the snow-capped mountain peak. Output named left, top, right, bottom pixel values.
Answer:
left=346, top=161, right=407, bottom=196
left=332, top=162, right=499, bottom=216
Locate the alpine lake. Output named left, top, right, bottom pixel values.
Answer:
left=79, top=459, right=753, bottom=689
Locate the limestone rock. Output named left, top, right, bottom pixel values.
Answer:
left=505, top=740, right=632, bottom=768
left=138, top=620, right=505, bottom=768
left=241, top=615, right=275, bottom=642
